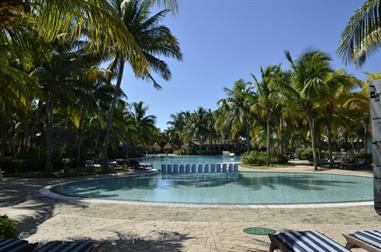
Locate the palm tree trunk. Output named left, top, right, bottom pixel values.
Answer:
left=280, top=116, right=284, bottom=156
left=363, top=125, right=368, bottom=153
left=306, top=113, right=318, bottom=170
left=327, top=124, right=334, bottom=168
left=0, top=110, right=6, bottom=160
left=266, top=110, right=270, bottom=166
left=45, top=91, right=53, bottom=174
left=76, top=109, right=85, bottom=169
left=102, top=59, right=125, bottom=172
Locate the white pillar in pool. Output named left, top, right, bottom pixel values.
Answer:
left=371, top=80, right=381, bottom=215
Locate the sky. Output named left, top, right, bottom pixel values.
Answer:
left=122, top=0, right=381, bottom=130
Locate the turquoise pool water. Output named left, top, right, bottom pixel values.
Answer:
left=137, top=155, right=240, bottom=170
left=53, top=172, right=373, bottom=205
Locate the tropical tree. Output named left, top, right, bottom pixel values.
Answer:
left=101, top=0, right=182, bottom=171
left=129, top=101, right=157, bottom=146
left=216, top=80, right=253, bottom=144
left=280, top=50, right=332, bottom=170
left=29, top=38, right=102, bottom=173
left=251, top=65, right=282, bottom=165
left=167, top=112, right=187, bottom=148
left=318, top=70, right=359, bottom=167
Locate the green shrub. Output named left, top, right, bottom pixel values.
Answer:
left=173, top=148, right=221, bottom=155
left=357, top=150, right=372, bottom=162
left=296, top=147, right=313, bottom=160
left=173, top=149, right=185, bottom=155
left=272, top=153, right=288, bottom=164
left=0, top=215, right=17, bottom=238
left=241, top=151, right=267, bottom=165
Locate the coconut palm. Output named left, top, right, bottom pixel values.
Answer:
left=130, top=101, right=157, bottom=145
left=216, top=80, right=253, bottom=143
left=319, top=70, right=359, bottom=167
left=280, top=50, right=332, bottom=170
left=167, top=112, right=186, bottom=148
left=101, top=0, right=182, bottom=171
left=251, top=65, right=282, bottom=165
left=338, top=0, right=381, bottom=64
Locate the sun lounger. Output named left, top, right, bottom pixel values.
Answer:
left=33, top=240, right=100, bottom=252
left=268, top=231, right=350, bottom=252
left=0, top=238, right=37, bottom=252
left=343, top=230, right=381, bottom=252
left=341, top=159, right=370, bottom=170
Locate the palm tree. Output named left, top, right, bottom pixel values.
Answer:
left=30, top=40, right=97, bottom=173
left=186, top=107, right=210, bottom=148
left=216, top=80, right=253, bottom=143
left=251, top=65, right=282, bottom=165
left=101, top=0, right=182, bottom=171
left=319, top=70, right=359, bottom=167
left=281, top=50, right=332, bottom=170
left=338, top=0, right=381, bottom=65
left=0, top=1, right=178, bottom=127
left=130, top=101, right=157, bottom=145
left=167, top=112, right=186, bottom=148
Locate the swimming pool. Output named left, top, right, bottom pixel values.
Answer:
left=52, top=172, right=373, bottom=205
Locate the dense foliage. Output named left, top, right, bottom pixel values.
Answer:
left=241, top=151, right=288, bottom=166
left=0, top=0, right=181, bottom=174
left=1, top=0, right=375, bottom=174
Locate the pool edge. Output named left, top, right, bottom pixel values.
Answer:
left=39, top=171, right=374, bottom=209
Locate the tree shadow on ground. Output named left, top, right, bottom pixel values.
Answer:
left=236, top=173, right=358, bottom=192
left=97, top=231, right=191, bottom=252
left=0, top=178, right=88, bottom=237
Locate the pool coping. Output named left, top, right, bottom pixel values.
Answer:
left=39, top=170, right=374, bottom=209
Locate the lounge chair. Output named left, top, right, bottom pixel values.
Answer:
left=268, top=231, right=350, bottom=252
left=341, top=159, right=370, bottom=170
left=0, top=238, right=37, bottom=252
left=343, top=230, right=381, bottom=252
left=33, top=240, right=100, bottom=252
left=126, top=160, right=152, bottom=170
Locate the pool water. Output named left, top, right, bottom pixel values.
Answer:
left=53, top=172, right=373, bottom=205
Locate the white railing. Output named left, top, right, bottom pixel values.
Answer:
left=161, top=163, right=239, bottom=174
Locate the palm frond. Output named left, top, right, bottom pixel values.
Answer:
left=338, top=0, right=381, bottom=65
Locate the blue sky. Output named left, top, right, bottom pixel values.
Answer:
left=122, top=0, right=381, bottom=130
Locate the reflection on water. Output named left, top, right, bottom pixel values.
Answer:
left=54, top=172, right=373, bottom=204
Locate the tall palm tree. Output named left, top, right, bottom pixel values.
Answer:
left=338, top=0, right=381, bottom=64
left=319, top=70, right=359, bottom=167
left=251, top=65, right=282, bottom=165
left=281, top=50, right=332, bottom=170
left=216, top=80, right=253, bottom=143
left=130, top=101, right=157, bottom=145
left=101, top=0, right=182, bottom=171
left=167, top=112, right=186, bottom=148
left=30, top=40, right=96, bottom=173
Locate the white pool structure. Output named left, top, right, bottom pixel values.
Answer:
left=41, top=155, right=373, bottom=208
